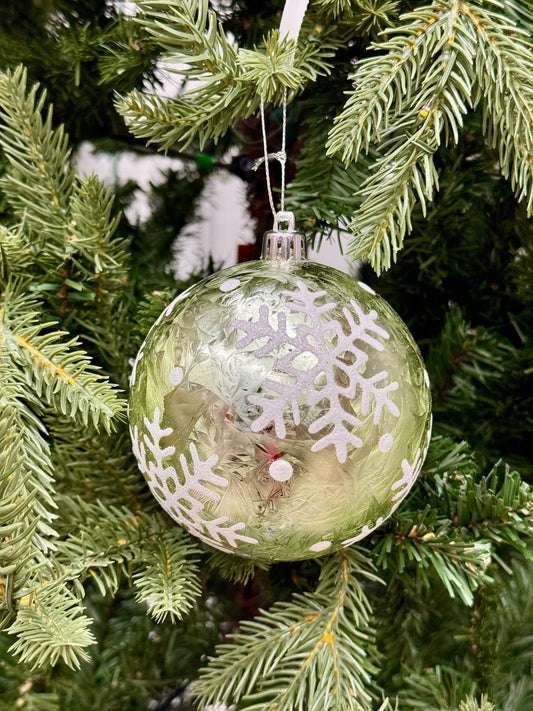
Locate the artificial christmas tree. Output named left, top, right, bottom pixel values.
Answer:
left=1, top=1, right=533, bottom=710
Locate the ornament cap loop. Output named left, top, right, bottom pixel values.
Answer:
left=273, top=211, right=295, bottom=232
left=262, top=211, right=307, bottom=262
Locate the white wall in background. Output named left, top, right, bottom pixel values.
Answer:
left=75, top=142, right=352, bottom=278
left=173, top=171, right=255, bottom=279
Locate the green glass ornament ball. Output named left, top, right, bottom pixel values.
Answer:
left=129, top=259, right=432, bottom=562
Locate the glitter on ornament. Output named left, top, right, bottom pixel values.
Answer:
left=130, top=407, right=258, bottom=553
left=310, top=541, right=332, bottom=552
left=219, top=278, right=241, bottom=292
left=169, top=367, right=184, bottom=386
left=268, top=459, right=293, bottom=482
left=234, top=279, right=400, bottom=464
left=379, top=433, right=394, bottom=453
left=129, top=215, right=432, bottom=562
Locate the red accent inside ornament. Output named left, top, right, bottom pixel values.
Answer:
left=238, top=244, right=260, bottom=263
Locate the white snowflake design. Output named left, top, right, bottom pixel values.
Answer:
left=234, top=280, right=400, bottom=463
left=341, top=516, right=385, bottom=548
left=391, top=418, right=433, bottom=502
left=131, top=408, right=258, bottom=552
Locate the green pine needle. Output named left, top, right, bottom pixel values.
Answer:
left=194, top=549, right=387, bottom=711
left=54, top=499, right=151, bottom=596
left=207, top=550, right=269, bottom=585
left=0, top=376, right=58, bottom=610
left=0, top=66, right=74, bottom=261
left=117, top=0, right=335, bottom=150
left=326, top=0, right=533, bottom=271
left=326, top=1, right=478, bottom=272
left=288, top=110, right=376, bottom=241
left=1, top=290, right=125, bottom=431
left=68, top=175, right=125, bottom=286
left=7, top=582, right=95, bottom=670
left=468, top=2, right=533, bottom=214
left=373, top=510, right=491, bottom=606
left=458, top=695, right=496, bottom=711
left=133, top=532, right=202, bottom=623
left=0, top=226, right=32, bottom=279
left=314, top=0, right=400, bottom=37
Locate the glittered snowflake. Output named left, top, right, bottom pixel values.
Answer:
left=131, top=407, right=258, bottom=552
left=234, top=280, right=400, bottom=463
left=391, top=420, right=433, bottom=502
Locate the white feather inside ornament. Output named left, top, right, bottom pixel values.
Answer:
left=129, top=214, right=432, bottom=562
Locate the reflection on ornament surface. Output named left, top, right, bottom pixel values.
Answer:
left=129, top=259, right=432, bottom=562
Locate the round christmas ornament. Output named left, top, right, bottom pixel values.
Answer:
left=129, top=212, right=432, bottom=562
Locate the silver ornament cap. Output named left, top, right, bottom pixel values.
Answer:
left=261, top=211, right=307, bottom=261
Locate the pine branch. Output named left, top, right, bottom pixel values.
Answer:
left=312, top=0, right=355, bottom=19
left=458, top=696, right=496, bottom=711
left=502, top=0, right=533, bottom=35
left=238, top=30, right=334, bottom=98
left=465, top=2, right=533, bottom=215
left=53, top=499, right=153, bottom=597
left=5, top=502, right=200, bottom=667
left=194, top=549, right=389, bottom=711
left=133, top=532, right=202, bottom=623
left=207, top=550, right=269, bottom=585
left=428, top=307, right=512, bottom=443
left=373, top=508, right=491, bottom=606
left=327, top=0, right=478, bottom=272
left=97, top=17, right=160, bottom=91
left=324, top=0, right=533, bottom=272
left=288, top=110, right=376, bottom=240
left=0, top=374, right=58, bottom=611
left=65, top=174, right=131, bottom=374
left=427, top=459, right=533, bottom=570
left=387, top=434, right=533, bottom=592
left=68, top=175, right=125, bottom=289
left=1, top=289, right=125, bottom=431
left=486, top=558, right=533, bottom=709
left=344, top=140, right=441, bottom=273
left=467, top=582, right=500, bottom=698
left=117, top=0, right=255, bottom=150
left=327, top=2, right=474, bottom=162
left=137, top=0, right=239, bottom=84
left=0, top=633, right=60, bottom=710
left=0, top=66, right=135, bottom=672
left=54, top=497, right=202, bottom=618
left=0, top=66, right=74, bottom=261
left=312, top=0, right=400, bottom=37
left=0, top=376, right=95, bottom=670
left=0, top=225, right=32, bottom=280
left=6, top=581, right=95, bottom=670
left=0, top=69, right=130, bottom=375
left=352, top=1, right=400, bottom=36
left=130, top=289, right=177, bottom=349
left=421, top=435, right=478, bottom=485
left=0, top=414, right=39, bottom=626
left=117, top=0, right=335, bottom=150
left=49, top=421, right=148, bottom=510
left=398, top=665, right=478, bottom=710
